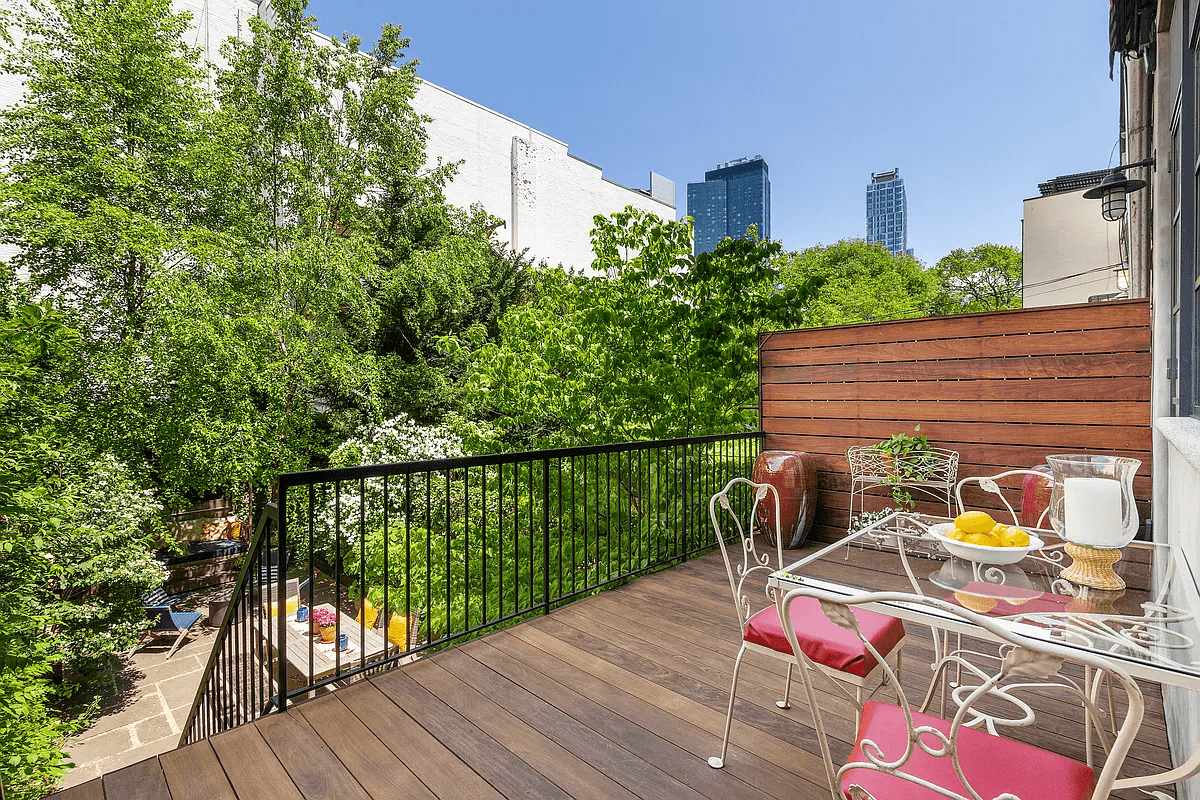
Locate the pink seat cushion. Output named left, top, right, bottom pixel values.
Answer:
left=842, top=702, right=1097, bottom=800
left=743, top=597, right=904, bottom=677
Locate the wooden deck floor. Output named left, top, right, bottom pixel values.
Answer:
left=55, top=544, right=1171, bottom=800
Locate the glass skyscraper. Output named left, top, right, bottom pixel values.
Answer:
left=866, top=169, right=910, bottom=256
left=687, top=156, right=771, bottom=255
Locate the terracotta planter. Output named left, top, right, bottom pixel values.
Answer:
left=752, top=450, right=818, bottom=548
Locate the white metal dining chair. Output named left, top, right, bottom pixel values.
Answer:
left=779, top=585, right=1145, bottom=800
left=928, top=469, right=1057, bottom=716
left=955, top=468, right=1052, bottom=528
left=707, top=477, right=906, bottom=769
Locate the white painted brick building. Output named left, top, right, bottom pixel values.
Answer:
left=0, top=0, right=676, bottom=271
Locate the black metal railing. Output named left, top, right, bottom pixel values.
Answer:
left=180, top=431, right=762, bottom=744
left=178, top=502, right=285, bottom=743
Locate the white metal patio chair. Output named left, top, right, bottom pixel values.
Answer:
left=707, top=478, right=906, bottom=769
left=778, top=585, right=1144, bottom=800
left=921, top=469, right=1058, bottom=717
left=955, top=468, right=1053, bottom=529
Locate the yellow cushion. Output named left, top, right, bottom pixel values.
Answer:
left=264, top=596, right=299, bottom=617
left=356, top=597, right=379, bottom=630
left=387, top=614, right=410, bottom=650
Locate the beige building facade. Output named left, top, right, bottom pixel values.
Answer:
left=1021, top=185, right=1126, bottom=306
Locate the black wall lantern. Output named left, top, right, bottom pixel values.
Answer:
left=1083, top=158, right=1154, bottom=221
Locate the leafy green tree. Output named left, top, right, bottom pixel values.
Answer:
left=215, top=0, right=453, bottom=253
left=460, top=208, right=821, bottom=448
left=373, top=209, right=533, bottom=422
left=0, top=0, right=229, bottom=343
left=0, top=294, right=163, bottom=800
left=931, top=244, right=1023, bottom=313
left=778, top=239, right=939, bottom=325
left=0, top=0, right=256, bottom=499
left=212, top=1, right=529, bottom=428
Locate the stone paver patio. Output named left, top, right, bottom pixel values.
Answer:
left=59, top=614, right=216, bottom=789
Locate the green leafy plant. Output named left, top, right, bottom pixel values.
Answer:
left=866, top=425, right=938, bottom=510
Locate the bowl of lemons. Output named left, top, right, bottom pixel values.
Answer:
left=927, top=511, right=1044, bottom=565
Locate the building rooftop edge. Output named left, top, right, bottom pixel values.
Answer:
left=1036, top=169, right=1109, bottom=196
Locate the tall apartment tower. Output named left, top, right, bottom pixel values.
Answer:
left=686, top=155, right=771, bottom=255
left=866, top=169, right=910, bottom=256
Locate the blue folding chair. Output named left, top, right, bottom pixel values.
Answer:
left=142, top=588, right=203, bottom=659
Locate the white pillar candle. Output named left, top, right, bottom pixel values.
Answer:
left=1063, top=477, right=1124, bottom=548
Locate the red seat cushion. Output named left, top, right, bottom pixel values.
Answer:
left=743, top=597, right=904, bottom=677
left=842, top=701, right=1097, bottom=800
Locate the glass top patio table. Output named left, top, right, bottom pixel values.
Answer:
left=770, top=511, right=1200, bottom=691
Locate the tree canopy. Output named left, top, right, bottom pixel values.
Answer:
left=460, top=208, right=821, bottom=448
left=931, top=243, right=1023, bottom=313
left=777, top=240, right=1024, bottom=326
left=778, top=239, right=939, bottom=325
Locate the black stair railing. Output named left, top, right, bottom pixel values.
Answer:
left=180, top=431, right=762, bottom=744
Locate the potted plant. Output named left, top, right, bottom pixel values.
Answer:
left=855, top=425, right=942, bottom=510
left=310, top=607, right=337, bottom=642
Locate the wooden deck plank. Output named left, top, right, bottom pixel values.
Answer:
left=334, top=681, right=504, bottom=800
left=51, top=779, right=105, bottom=800
left=370, top=668, right=575, bottom=800
left=528, top=615, right=832, bottom=767
left=158, top=741, right=237, bottom=800
left=101, top=757, right=171, bottom=800
left=254, top=710, right=371, bottom=800
left=405, top=656, right=650, bottom=800
left=208, top=721, right=304, bottom=800
left=473, top=633, right=816, bottom=800
left=502, top=621, right=827, bottom=786
left=295, top=694, right=437, bottom=800
left=71, top=546, right=1174, bottom=800
left=433, top=646, right=776, bottom=800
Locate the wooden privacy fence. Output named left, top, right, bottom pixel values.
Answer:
left=759, top=299, right=1152, bottom=542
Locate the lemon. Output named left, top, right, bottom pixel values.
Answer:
left=954, top=511, right=996, bottom=534
left=1004, top=528, right=1030, bottom=547
left=964, top=531, right=999, bottom=547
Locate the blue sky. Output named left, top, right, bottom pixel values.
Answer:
left=306, top=0, right=1118, bottom=266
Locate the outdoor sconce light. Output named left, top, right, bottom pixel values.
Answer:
left=1083, top=158, right=1154, bottom=221
left=1115, top=265, right=1130, bottom=293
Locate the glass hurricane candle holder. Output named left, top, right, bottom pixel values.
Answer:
left=1046, top=454, right=1141, bottom=590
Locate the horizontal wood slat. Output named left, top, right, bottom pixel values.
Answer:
left=763, top=398, right=1147, bottom=424
left=765, top=418, right=1151, bottom=452
left=766, top=352, right=1148, bottom=384
left=759, top=299, right=1150, bottom=351
left=763, top=434, right=1150, bottom=471
left=765, top=400, right=1149, bottom=426
left=761, top=326, right=1150, bottom=368
left=759, top=300, right=1153, bottom=542
left=762, top=378, right=1151, bottom=403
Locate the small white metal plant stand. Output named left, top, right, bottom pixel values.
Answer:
left=846, top=445, right=960, bottom=528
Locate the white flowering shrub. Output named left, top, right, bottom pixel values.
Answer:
left=48, top=455, right=167, bottom=672
left=329, top=412, right=465, bottom=468
left=306, top=414, right=465, bottom=557
left=849, top=507, right=896, bottom=533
